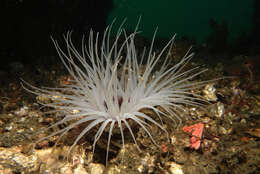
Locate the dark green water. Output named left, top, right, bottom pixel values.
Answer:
left=107, top=0, right=253, bottom=43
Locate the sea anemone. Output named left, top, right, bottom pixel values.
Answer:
left=23, top=20, right=210, bottom=164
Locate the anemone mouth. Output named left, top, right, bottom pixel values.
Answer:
left=21, top=18, right=216, bottom=165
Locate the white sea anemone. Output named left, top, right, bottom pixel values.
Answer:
left=23, top=20, right=210, bottom=164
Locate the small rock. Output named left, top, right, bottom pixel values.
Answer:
left=88, top=163, right=105, bottom=174
left=165, top=162, right=184, bottom=174
left=203, top=84, right=217, bottom=101
left=74, top=164, right=89, bottom=174
left=208, top=102, right=225, bottom=118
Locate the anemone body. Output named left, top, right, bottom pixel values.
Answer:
left=24, top=22, right=209, bottom=164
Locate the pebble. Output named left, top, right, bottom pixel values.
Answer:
left=165, top=162, right=184, bottom=174
left=203, top=84, right=217, bottom=101
left=88, top=163, right=105, bottom=174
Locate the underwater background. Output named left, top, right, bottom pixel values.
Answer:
left=0, top=0, right=258, bottom=68
left=108, top=0, right=253, bottom=43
